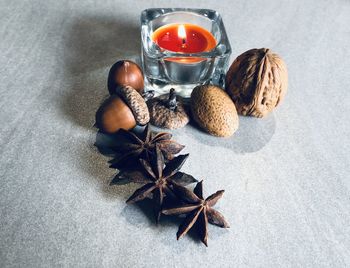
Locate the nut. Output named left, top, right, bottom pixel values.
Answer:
left=147, top=88, right=189, bottom=129
left=95, top=95, right=136, bottom=133
left=96, top=86, right=149, bottom=133
left=191, top=85, right=239, bottom=137
left=107, top=60, right=144, bottom=94
left=225, top=48, right=288, bottom=117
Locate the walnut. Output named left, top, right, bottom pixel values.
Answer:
left=225, top=48, right=288, bottom=117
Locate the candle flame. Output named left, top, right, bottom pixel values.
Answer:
left=178, top=24, right=186, bottom=40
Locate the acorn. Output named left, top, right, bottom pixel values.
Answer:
left=107, top=60, right=144, bottom=94
left=96, top=86, right=149, bottom=133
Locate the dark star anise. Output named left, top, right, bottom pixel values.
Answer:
left=162, top=181, right=229, bottom=246
left=108, top=124, right=185, bottom=170
left=113, top=146, right=197, bottom=222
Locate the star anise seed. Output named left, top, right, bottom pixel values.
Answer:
left=162, top=181, right=229, bottom=246
left=121, top=146, right=197, bottom=222
left=108, top=124, right=185, bottom=170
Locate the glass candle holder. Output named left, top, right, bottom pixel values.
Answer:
left=141, top=8, right=232, bottom=97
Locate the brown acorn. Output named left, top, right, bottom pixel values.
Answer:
left=107, top=60, right=144, bottom=94
left=96, top=86, right=149, bottom=133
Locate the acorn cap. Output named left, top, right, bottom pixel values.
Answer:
left=147, top=88, right=189, bottom=129
left=115, top=86, right=150, bottom=125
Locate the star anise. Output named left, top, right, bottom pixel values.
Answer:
left=162, top=181, right=229, bottom=246
left=112, top=146, right=197, bottom=222
left=108, top=124, right=185, bottom=170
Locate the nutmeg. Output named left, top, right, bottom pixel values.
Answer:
left=107, top=60, right=144, bottom=94
left=225, top=48, right=288, bottom=117
left=96, top=86, right=149, bottom=133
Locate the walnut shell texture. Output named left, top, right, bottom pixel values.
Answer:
left=225, top=48, right=288, bottom=118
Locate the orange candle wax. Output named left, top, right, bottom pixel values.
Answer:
left=152, top=23, right=217, bottom=63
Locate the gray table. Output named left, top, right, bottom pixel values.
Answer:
left=1, top=0, right=349, bottom=267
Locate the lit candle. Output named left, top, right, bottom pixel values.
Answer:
left=152, top=23, right=217, bottom=63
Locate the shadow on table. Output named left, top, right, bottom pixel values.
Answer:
left=120, top=197, right=211, bottom=249
left=60, top=15, right=140, bottom=200
left=173, top=114, right=276, bottom=154
left=62, top=15, right=141, bottom=129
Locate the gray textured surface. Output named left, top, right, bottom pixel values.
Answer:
left=1, top=0, right=349, bottom=267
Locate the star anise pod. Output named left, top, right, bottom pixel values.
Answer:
left=162, top=181, right=229, bottom=246
left=108, top=124, right=185, bottom=169
left=113, top=146, right=197, bottom=222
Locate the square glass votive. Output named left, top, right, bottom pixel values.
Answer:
left=141, top=8, right=232, bottom=97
